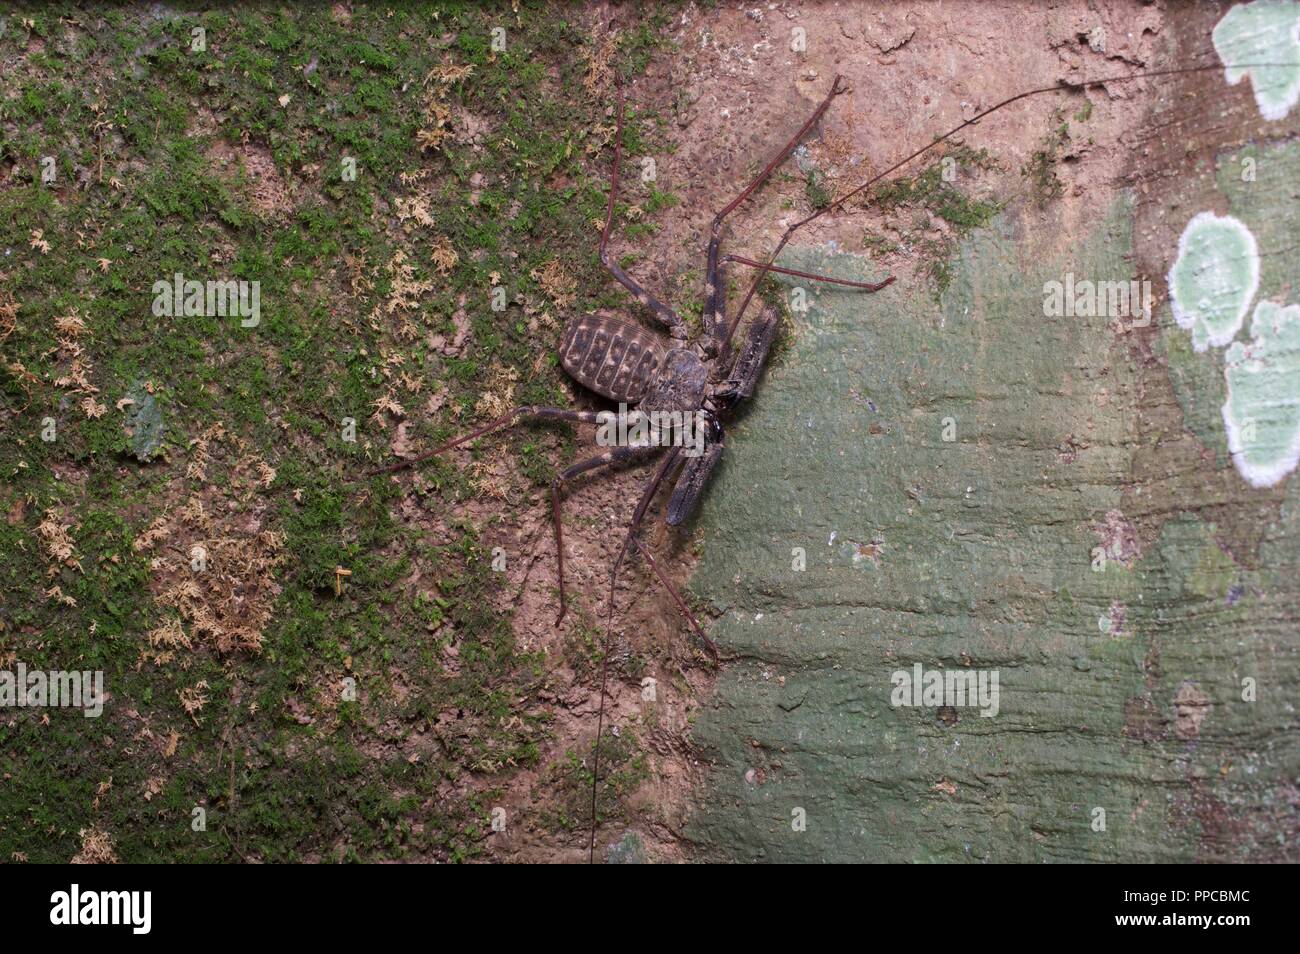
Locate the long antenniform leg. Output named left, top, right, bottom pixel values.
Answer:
left=368, top=405, right=604, bottom=476
left=723, top=63, right=1282, bottom=345
left=588, top=447, right=681, bottom=862
left=588, top=531, right=715, bottom=866
left=703, top=77, right=895, bottom=360
left=601, top=79, right=686, bottom=340
left=587, top=540, right=716, bottom=863
left=722, top=253, right=894, bottom=292
left=589, top=442, right=735, bottom=862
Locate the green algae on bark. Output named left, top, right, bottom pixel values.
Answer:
left=683, top=194, right=1299, bottom=862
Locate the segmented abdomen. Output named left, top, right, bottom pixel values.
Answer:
left=559, top=315, right=665, bottom=403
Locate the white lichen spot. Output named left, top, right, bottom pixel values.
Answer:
left=1223, top=299, right=1300, bottom=487
left=1167, top=212, right=1260, bottom=352
left=1213, top=0, right=1300, bottom=121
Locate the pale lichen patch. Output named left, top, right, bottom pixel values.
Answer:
left=1213, top=0, right=1300, bottom=122
left=1167, top=212, right=1260, bottom=352
left=1223, top=300, right=1300, bottom=487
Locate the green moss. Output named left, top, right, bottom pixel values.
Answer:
left=540, top=726, right=649, bottom=833
left=867, top=147, right=1002, bottom=299
left=0, top=0, right=681, bottom=863
left=804, top=168, right=832, bottom=210
left=1022, top=109, right=1070, bottom=208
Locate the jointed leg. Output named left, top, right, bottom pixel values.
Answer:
left=706, top=77, right=849, bottom=351
left=632, top=537, right=718, bottom=660
left=722, top=253, right=895, bottom=292
left=601, top=80, right=686, bottom=339
left=553, top=445, right=662, bottom=625
left=369, top=406, right=604, bottom=476
left=613, top=445, right=682, bottom=579
left=604, top=448, right=718, bottom=657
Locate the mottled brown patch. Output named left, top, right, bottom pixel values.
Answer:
left=1095, top=510, right=1140, bottom=567
left=1123, top=694, right=1166, bottom=741
left=1172, top=681, right=1211, bottom=740
left=206, top=138, right=294, bottom=219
